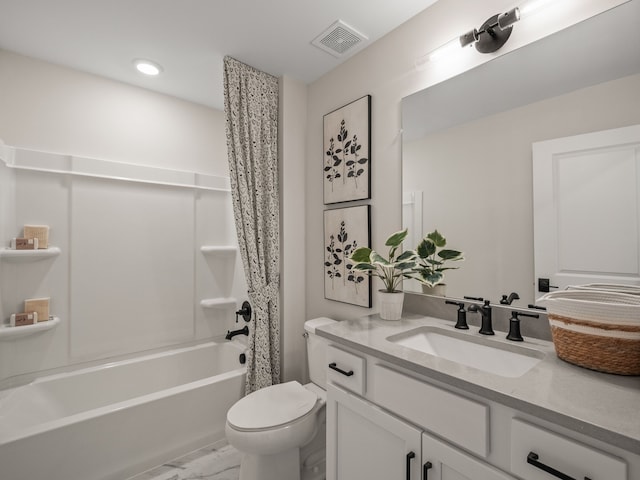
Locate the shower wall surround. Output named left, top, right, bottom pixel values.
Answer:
left=0, top=51, right=245, bottom=383
left=0, top=148, right=247, bottom=382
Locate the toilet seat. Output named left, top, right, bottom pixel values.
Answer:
left=227, top=381, right=318, bottom=431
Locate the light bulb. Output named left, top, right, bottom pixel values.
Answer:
left=134, top=59, right=163, bottom=76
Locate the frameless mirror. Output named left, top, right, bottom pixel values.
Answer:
left=401, top=1, right=640, bottom=306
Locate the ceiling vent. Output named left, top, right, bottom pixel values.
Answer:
left=312, top=20, right=368, bottom=58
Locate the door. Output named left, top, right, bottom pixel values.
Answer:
left=326, top=384, right=422, bottom=480
left=533, top=124, right=640, bottom=297
left=422, top=432, right=516, bottom=480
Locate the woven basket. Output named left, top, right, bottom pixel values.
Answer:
left=539, top=290, right=640, bottom=375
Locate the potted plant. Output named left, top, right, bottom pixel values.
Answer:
left=350, top=228, right=416, bottom=320
left=411, top=229, right=464, bottom=296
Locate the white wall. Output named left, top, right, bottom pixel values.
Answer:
left=304, top=0, right=626, bottom=322
left=279, top=76, right=309, bottom=382
left=0, top=51, right=246, bottom=382
left=0, top=50, right=227, bottom=176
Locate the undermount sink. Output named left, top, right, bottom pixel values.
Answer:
left=386, top=327, right=544, bottom=378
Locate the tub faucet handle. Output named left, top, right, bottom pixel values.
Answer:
left=235, top=301, right=252, bottom=323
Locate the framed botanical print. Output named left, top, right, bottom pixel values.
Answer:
left=324, top=205, right=371, bottom=307
left=323, top=95, right=371, bottom=204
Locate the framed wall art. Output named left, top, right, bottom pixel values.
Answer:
left=324, top=205, right=371, bottom=307
left=323, top=95, right=371, bottom=204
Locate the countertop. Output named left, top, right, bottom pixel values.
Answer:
left=316, top=313, right=640, bottom=454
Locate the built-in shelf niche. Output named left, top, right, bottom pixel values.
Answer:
left=0, top=316, right=60, bottom=340
left=200, top=298, right=237, bottom=309
left=0, top=246, right=61, bottom=262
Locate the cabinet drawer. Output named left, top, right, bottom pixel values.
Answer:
left=511, top=418, right=627, bottom=480
left=371, top=364, right=489, bottom=457
left=327, top=345, right=366, bottom=395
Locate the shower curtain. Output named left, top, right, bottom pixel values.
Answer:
left=223, top=56, right=280, bottom=394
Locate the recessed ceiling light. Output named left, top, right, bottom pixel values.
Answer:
left=133, top=59, right=163, bottom=76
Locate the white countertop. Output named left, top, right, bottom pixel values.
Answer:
left=316, top=313, right=640, bottom=454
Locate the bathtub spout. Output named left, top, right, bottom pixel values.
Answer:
left=226, top=325, right=249, bottom=340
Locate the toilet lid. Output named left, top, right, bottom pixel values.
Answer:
left=227, top=381, right=317, bottom=430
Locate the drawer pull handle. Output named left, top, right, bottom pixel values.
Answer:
left=406, top=451, right=415, bottom=480
left=527, top=452, right=591, bottom=480
left=328, top=362, right=354, bottom=377
left=423, top=461, right=433, bottom=479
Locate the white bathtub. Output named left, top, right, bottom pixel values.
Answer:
left=0, top=340, right=246, bottom=480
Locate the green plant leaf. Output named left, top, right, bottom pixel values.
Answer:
left=426, top=230, right=446, bottom=248
left=417, top=270, right=443, bottom=287
left=416, top=238, right=436, bottom=258
left=371, top=251, right=391, bottom=267
left=438, top=249, right=464, bottom=261
left=350, top=247, right=372, bottom=263
left=395, top=261, right=417, bottom=270
left=397, top=249, right=416, bottom=262
left=385, top=228, right=408, bottom=248
left=352, top=263, right=376, bottom=271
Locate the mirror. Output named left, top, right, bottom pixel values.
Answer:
left=401, top=1, right=640, bottom=306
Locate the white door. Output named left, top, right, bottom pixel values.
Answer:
left=326, top=384, right=422, bottom=480
left=422, top=432, right=516, bottom=480
left=533, top=125, right=640, bottom=298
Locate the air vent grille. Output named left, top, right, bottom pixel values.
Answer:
left=312, top=20, right=368, bottom=57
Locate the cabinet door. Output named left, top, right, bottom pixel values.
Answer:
left=327, top=384, right=421, bottom=480
left=422, top=432, right=516, bottom=480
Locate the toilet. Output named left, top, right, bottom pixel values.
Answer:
left=225, top=317, right=336, bottom=480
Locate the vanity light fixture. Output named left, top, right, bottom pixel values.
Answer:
left=133, top=59, right=163, bottom=76
left=415, top=0, right=557, bottom=69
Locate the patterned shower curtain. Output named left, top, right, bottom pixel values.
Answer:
left=223, top=56, right=280, bottom=394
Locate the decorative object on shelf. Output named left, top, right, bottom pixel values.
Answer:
left=323, top=95, right=371, bottom=204
left=411, top=229, right=464, bottom=294
left=350, top=228, right=417, bottom=320
left=10, top=312, right=38, bottom=326
left=324, top=205, right=371, bottom=307
left=23, top=225, right=49, bottom=249
left=25, top=297, right=50, bottom=323
left=10, top=237, right=38, bottom=250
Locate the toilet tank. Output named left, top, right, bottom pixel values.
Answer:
left=304, top=317, right=337, bottom=390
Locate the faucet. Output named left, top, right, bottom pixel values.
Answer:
left=226, top=325, right=249, bottom=340
left=500, top=292, right=520, bottom=305
left=468, top=299, right=494, bottom=335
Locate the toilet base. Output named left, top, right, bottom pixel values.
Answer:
left=239, top=448, right=301, bottom=480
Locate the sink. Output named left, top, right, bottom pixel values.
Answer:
left=386, top=327, right=544, bottom=378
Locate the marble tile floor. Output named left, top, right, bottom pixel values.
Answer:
left=128, top=441, right=240, bottom=480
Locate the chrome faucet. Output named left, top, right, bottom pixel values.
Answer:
left=468, top=299, right=494, bottom=335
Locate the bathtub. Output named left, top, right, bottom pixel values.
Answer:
left=0, top=340, right=246, bottom=480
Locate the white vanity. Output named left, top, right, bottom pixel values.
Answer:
left=318, top=314, right=640, bottom=480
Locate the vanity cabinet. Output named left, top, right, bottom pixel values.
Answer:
left=324, top=338, right=637, bottom=480
left=326, top=384, right=421, bottom=480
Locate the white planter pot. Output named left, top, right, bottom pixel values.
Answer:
left=421, top=283, right=447, bottom=297
left=378, top=290, right=404, bottom=321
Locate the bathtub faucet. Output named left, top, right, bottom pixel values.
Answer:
left=226, top=325, right=249, bottom=340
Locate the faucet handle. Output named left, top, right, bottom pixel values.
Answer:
left=507, top=311, right=539, bottom=341
left=445, top=300, right=468, bottom=330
